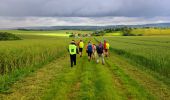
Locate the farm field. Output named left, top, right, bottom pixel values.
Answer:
left=0, top=30, right=170, bottom=100
left=131, top=28, right=170, bottom=36
left=105, top=32, right=122, bottom=36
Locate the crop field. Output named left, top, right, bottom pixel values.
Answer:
left=0, top=30, right=170, bottom=100
left=131, top=28, right=170, bottom=36
left=0, top=30, right=92, bottom=37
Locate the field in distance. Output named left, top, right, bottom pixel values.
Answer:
left=0, top=30, right=92, bottom=37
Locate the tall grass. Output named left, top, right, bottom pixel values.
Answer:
left=0, top=37, right=70, bottom=92
left=0, top=39, right=69, bottom=74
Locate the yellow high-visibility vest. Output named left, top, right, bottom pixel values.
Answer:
left=79, top=42, right=84, bottom=48
left=106, top=43, right=110, bottom=49
left=69, top=44, right=77, bottom=55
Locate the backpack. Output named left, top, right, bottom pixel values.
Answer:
left=97, top=44, right=103, bottom=54
left=87, top=44, right=93, bottom=52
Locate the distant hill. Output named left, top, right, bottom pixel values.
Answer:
left=17, top=26, right=108, bottom=31
left=16, top=23, right=170, bottom=31
left=129, top=23, right=170, bottom=28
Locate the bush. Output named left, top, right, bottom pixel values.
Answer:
left=69, top=34, right=74, bottom=37
left=122, top=32, right=136, bottom=36
left=137, top=34, right=143, bottom=36
left=0, top=32, right=21, bottom=40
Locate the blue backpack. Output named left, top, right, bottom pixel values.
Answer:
left=87, top=44, right=93, bottom=52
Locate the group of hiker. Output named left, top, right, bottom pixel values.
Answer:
left=68, top=39, right=110, bottom=67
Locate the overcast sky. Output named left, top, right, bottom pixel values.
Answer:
left=0, top=0, right=170, bottom=28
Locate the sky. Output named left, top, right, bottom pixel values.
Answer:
left=0, top=0, right=170, bottom=28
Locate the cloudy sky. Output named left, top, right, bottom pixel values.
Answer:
left=0, top=0, right=170, bottom=28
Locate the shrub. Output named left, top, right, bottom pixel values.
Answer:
left=0, top=32, right=21, bottom=40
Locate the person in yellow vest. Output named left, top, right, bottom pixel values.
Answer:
left=69, top=40, right=78, bottom=67
left=78, top=39, right=84, bottom=57
left=104, top=40, right=110, bottom=57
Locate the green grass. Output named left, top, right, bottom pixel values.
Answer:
left=0, top=30, right=93, bottom=37
left=0, top=30, right=170, bottom=100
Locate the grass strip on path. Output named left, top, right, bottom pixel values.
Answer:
left=43, top=38, right=89, bottom=100
left=42, top=55, right=79, bottom=100
left=106, top=56, right=155, bottom=100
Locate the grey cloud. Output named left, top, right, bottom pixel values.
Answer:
left=0, top=0, right=170, bottom=17
left=1, top=16, right=170, bottom=28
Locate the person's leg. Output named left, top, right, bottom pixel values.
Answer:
left=81, top=48, right=83, bottom=57
left=73, top=54, right=76, bottom=65
left=97, top=54, right=101, bottom=63
left=106, top=49, right=108, bottom=57
left=88, top=52, right=90, bottom=61
left=79, top=48, right=81, bottom=55
left=92, top=52, right=94, bottom=59
left=89, top=52, right=91, bottom=61
left=96, top=53, right=99, bottom=63
left=104, top=49, right=107, bottom=57
left=70, top=55, right=73, bottom=67
left=94, top=51, right=96, bottom=60
left=102, top=54, right=105, bottom=65
left=79, top=48, right=82, bottom=57
left=103, top=49, right=106, bottom=56
left=90, top=52, right=92, bottom=60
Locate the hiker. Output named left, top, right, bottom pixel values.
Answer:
left=96, top=42, right=105, bottom=65
left=86, top=41, right=93, bottom=61
left=92, top=43, right=97, bottom=60
left=104, top=40, right=110, bottom=57
left=68, top=40, right=78, bottom=67
left=78, top=39, right=84, bottom=57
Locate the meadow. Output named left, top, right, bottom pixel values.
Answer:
left=0, top=29, right=169, bottom=100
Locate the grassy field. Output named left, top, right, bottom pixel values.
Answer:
left=0, top=30, right=170, bottom=100
left=131, top=28, right=170, bottom=36
left=97, top=36, right=170, bottom=85
left=105, top=32, right=122, bottom=36
left=103, top=28, right=170, bottom=36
